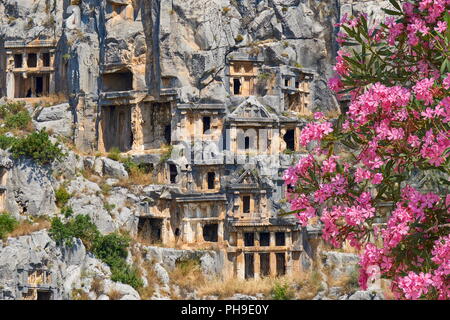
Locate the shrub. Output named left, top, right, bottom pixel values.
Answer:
left=92, top=233, right=143, bottom=289
left=0, top=213, right=18, bottom=239
left=49, top=215, right=99, bottom=249
left=0, top=101, right=26, bottom=118
left=10, top=129, right=65, bottom=165
left=92, top=233, right=129, bottom=266
left=49, top=216, right=143, bottom=289
left=271, top=282, right=295, bottom=300
left=0, top=135, right=17, bottom=150
left=55, top=186, right=71, bottom=208
left=235, top=34, right=244, bottom=42
left=110, top=262, right=143, bottom=290
left=61, top=206, right=74, bottom=218
left=4, top=111, right=31, bottom=130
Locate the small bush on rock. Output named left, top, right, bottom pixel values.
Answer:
left=271, top=282, right=295, bottom=300
left=49, top=215, right=143, bottom=289
left=0, top=212, right=18, bottom=239
left=0, top=135, right=17, bottom=150
left=55, top=185, right=71, bottom=208
left=10, top=129, right=65, bottom=165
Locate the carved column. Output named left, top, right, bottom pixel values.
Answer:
left=236, top=252, right=245, bottom=279
left=270, top=252, right=277, bottom=277
left=254, top=253, right=260, bottom=279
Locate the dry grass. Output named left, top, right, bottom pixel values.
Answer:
left=90, top=277, right=104, bottom=297
left=197, top=277, right=274, bottom=299
left=7, top=217, right=51, bottom=238
left=72, top=289, right=90, bottom=300
left=39, top=93, right=68, bottom=107
left=138, top=261, right=159, bottom=300
left=294, top=270, right=324, bottom=299
left=107, top=289, right=123, bottom=300
left=169, top=258, right=206, bottom=291
left=116, top=167, right=156, bottom=188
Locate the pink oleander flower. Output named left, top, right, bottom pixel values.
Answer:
left=314, top=112, right=324, bottom=120
left=397, top=272, right=433, bottom=300
left=443, top=73, right=450, bottom=89
left=413, top=78, right=435, bottom=105
left=372, top=173, right=383, bottom=184
left=299, top=121, right=333, bottom=146
left=355, top=168, right=371, bottom=182
left=435, top=20, right=447, bottom=32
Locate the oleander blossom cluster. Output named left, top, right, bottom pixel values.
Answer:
left=286, top=0, right=449, bottom=300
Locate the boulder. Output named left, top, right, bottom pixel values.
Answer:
left=34, top=103, right=73, bottom=138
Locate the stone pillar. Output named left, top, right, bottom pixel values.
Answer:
left=270, top=252, right=277, bottom=277
left=23, top=53, right=28, bottom=68
left=280, top=128, right=287, bottom=153
left=286, top=251, right=293, bottom=276
left=49, top=73, right=55, bottom=95
left=131, top=103, right=144, bottom=151
left=37, top=53, right=42, bottom=67
left=237, top=232, right=243, bottom=247
left=270, top=232, right=275, bottom=246
left=254, top=253, right=260, bottom=279
left=182, top=220, right=190, bottom=243
left=295, top=127, right=301, bottom=151
left=286, top=231, right=292, bottom=247
left=6, top=72, right=15, bottom=99
left=196, top=222, right=203, bottom=242
left=194, top=115, right=202, bottom=141
left=230, top=125, right=237, bottom=154
left=236, top=252, right=245, bottom=279
left=255, top=232, right=260, bottom=247
left=218, top=221, right=224, bottom=243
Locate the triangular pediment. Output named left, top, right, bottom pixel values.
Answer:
left=236, top=169, right=260, bottom=186
left=229, top=97, right=275, bottom=120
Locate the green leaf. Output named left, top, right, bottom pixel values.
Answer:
left=388, top=0, right=402, bottom=11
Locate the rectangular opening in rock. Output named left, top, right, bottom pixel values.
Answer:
left=276, top=253, right=286, bottom=276
left=102, top=70, right=133, bottom=92
left=259, top=232, right=270, bottom=246
left=14, top=54, right=23, bottom=68
left=244, top=253, right=254, bottom=279
left=35, top=76, right=43, bottom=96
left=244, top=136, right=250, bottom=150
left=260, top=253, right=270, bottom=277
left=283, top=129, right=295, bottom=151
left=202, top=223, right=218, bottom=242
left=244, top=232, right=254, bottom=246
left=27, top=53, right=37, bottom=68
left=138, top=217, right=163, bottom=243
left=242, top=195, right=250, bottom=213
left=285, top=77, right=290, bottom=87
left=101, top=105, right=133, bottom=152
left=169, top=164, right=178, bottom=184
left=43, top=52, right=50, bottom=67
left=36, top=290, right=51, bottom=300
left=202, top=116, right=211, bottom=134
left=233, top=78, right=241, bottom=95
left=207, top=172, right=215, bottom=189
left=275, top=232, right=285, bottom=246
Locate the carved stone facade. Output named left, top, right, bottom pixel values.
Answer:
left=3, top=40, right=56, bottom=99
